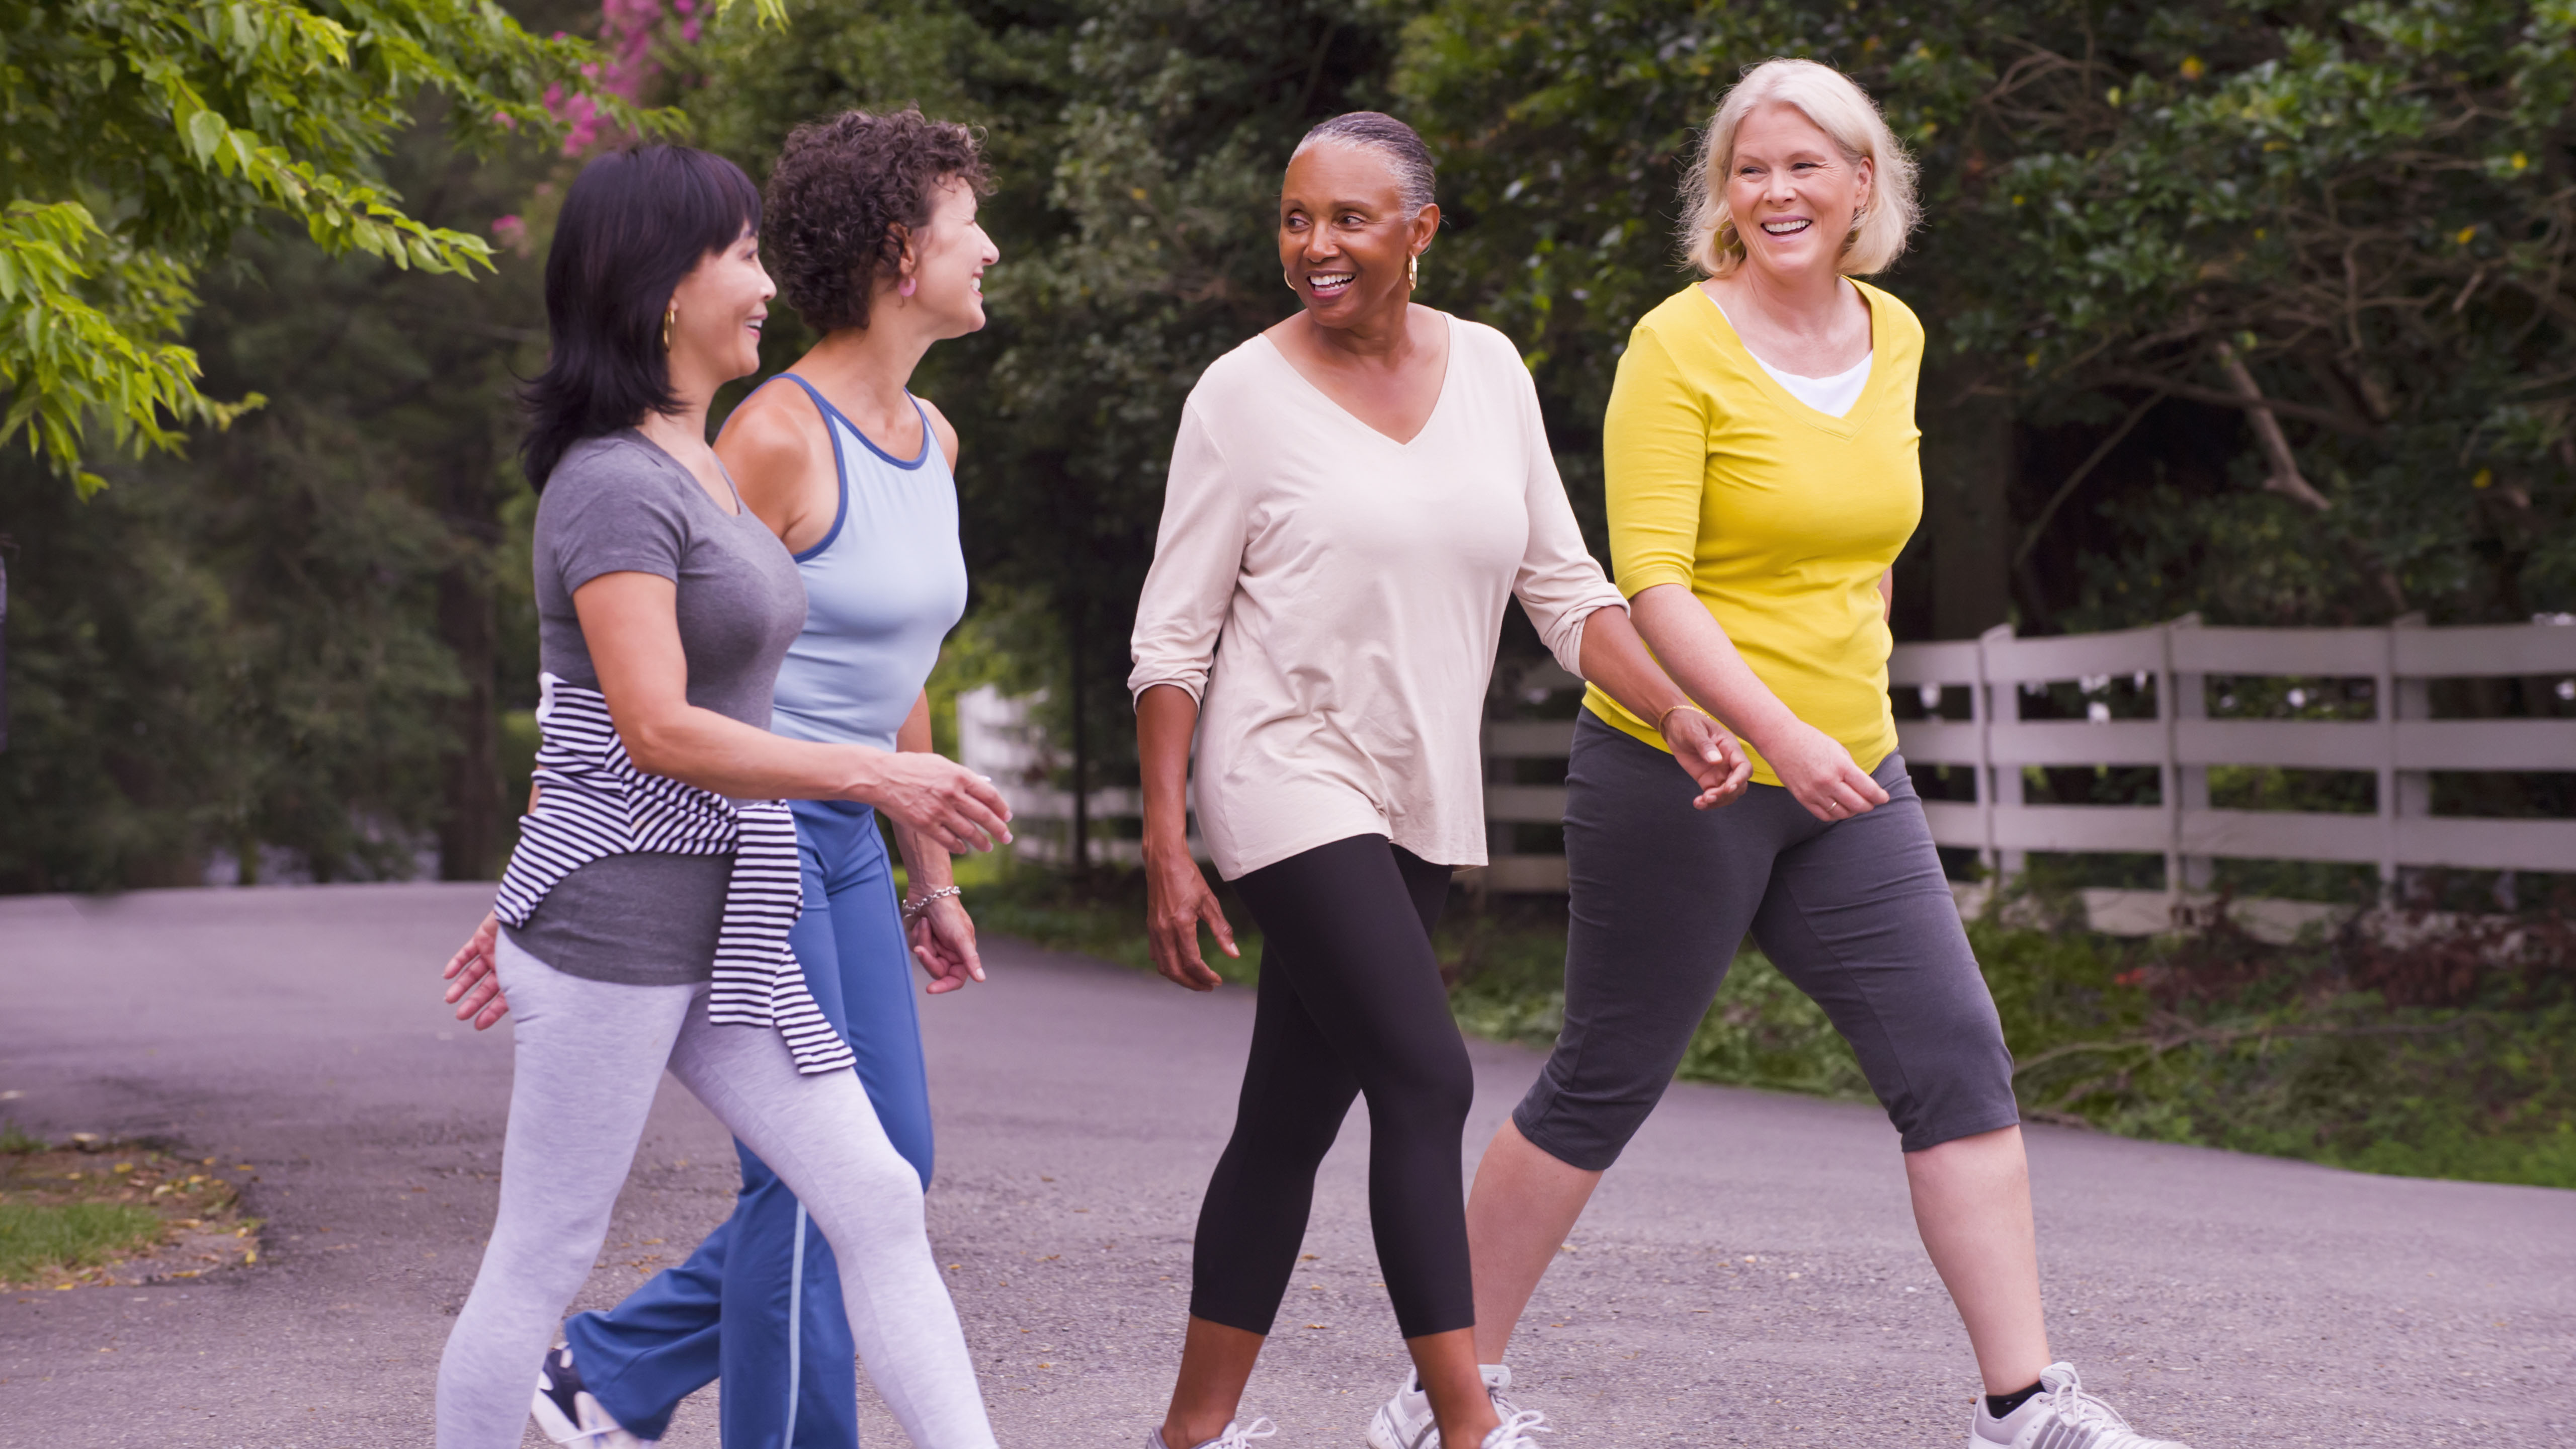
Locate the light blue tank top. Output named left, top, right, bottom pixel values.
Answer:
left=758, top=374, right=969, bottom=751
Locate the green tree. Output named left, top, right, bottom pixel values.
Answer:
left=1392, top=0, right=2575, bottom=633
left=0, top=98, right=562, bottom=890
left=0, top=0, right=649, bottom=492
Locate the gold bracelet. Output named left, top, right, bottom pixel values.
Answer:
left=1655, top=702, right=1711, bottom=733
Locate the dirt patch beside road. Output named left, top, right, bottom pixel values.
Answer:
left=1, top=1140, right=261, bottom=1290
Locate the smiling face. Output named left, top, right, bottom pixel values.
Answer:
left=1723, top=101, right=1874, bottom=286
left=667, top=224, right=775, bottom=383
left=1277, top=143, right=1438, bottom=331
left=895, top=176, right=1000, bottom=337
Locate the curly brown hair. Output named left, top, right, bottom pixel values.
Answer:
left=764, top=107, right=991, bottom=333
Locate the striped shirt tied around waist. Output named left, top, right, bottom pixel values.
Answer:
left=493, top=673, right=855, bottom=1076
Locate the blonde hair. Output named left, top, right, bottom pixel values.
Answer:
left=1679, top=58, right=1919, bottom=279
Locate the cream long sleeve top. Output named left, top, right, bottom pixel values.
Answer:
left=1127, top=315, right=1628, bottom=881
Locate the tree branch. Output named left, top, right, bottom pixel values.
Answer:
left=2013, top=387, right=2168, bottom=569
left=2097, top=370, right=2382, bottom=439
left=2216, top=341, right=2333, bottom=510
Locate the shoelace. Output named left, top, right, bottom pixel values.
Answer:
left=2042, top=1374, right=2139, bottom=1435
left=1210, top=1418, right=1278, bottom=1449
left=1482, top=1409, right=1552, bottom=1448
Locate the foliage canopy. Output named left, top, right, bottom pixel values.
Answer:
left=0, top=0, right=654, bottom=492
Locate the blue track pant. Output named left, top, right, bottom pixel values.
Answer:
left=562, top=799, right=934, bottom=1447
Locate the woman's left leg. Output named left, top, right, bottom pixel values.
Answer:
left=562, top=802, right=935, bottom=1447
left=666, top=994, right=995, bottom=1449
left=1203, top=837, right=1498, bottom=1449
left=1742, top=754, right=2042, bottom=1393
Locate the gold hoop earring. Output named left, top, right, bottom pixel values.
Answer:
left=1284, top=269, right=1298, bottom=294
left=661, top=306, right=676, bottom=352
left=1407, top=252, right=1420, bottom=287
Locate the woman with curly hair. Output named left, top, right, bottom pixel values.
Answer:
left=445, top=112, right=1007, bottom=1449
left=433, top=137, right=1009, bottom=1449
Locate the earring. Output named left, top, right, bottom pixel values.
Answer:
left=1285, top=269, right=1298, bottom=293
left=899, top=276, right=916, bottom=298
left=1407, top=252, right=1420, bottom=287
left=661, top=305, right=676, bottom=352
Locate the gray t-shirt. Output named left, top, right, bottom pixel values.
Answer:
left=508, top=431, right=807, bottom=985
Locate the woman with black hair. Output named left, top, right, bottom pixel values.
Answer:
left=432, top=143, right=1008, bottom=1449
left=486, top=108, right=1005, bottom=1449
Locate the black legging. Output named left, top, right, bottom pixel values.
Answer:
left=1190, top=834, right=1474, bottom=1340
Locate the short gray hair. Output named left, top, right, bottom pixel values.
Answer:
left=1289, top=111, right=1437, bottom=216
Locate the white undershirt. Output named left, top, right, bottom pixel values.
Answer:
left=1706, top=291, right=1873, bottom=418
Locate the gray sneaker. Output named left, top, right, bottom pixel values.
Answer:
left=1969, top=1362, right=2188, bottom=1448
left=1366, top=1365, right=1519, bottom=1449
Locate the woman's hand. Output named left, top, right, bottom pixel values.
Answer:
left=1146, top=842, right=1238, bottom=992
left=907, top=895, right=985, bottom=995
left=1755, top=718, right=1889, bottom=822
left=442, top=911, right=510, bottom=1030
left=1657, top=708, right=1754, bottom=810
left=861, top=754, right=1014, bottom=856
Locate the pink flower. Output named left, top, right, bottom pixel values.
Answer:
left=544, top=0, right=708, bottom=154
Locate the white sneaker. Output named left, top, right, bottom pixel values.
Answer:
left=1970, top=1361, right=2188, bottom=1448
left=531, top=1344, right=655, bottom=1447
left=1366, top=1364, right=1518, bottom=1449
left=1477, top=1409, right=1550, bottom=1449
left=1150, top=1417, right=1279, bottom=1449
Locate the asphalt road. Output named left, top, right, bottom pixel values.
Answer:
left=1, top=883, right=2569, bottom=1447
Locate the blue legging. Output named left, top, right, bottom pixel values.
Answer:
left=562, top=798, right=933, bottom=1447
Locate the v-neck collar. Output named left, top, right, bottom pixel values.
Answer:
left=1256, top=314, right=1457, bottom=448
left=1695, top=279, right=1887, bottom=438
left=628, top=428, right=748, bottom=518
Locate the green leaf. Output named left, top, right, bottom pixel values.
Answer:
left=185, top=108, right=227, bottom=163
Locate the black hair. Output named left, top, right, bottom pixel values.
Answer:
left=1291, top=112, right=1437, bottom=215
left=520, top=144, right=764, bottom=489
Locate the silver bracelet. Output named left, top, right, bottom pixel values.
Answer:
left=902, top=884, right=963, bottom=923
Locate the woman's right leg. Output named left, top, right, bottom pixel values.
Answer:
left=1198, top=837, right=1495, bottom=1449
left=1476, top=714, right=1799, bottom=1364
left=437, top=934, right=698, bottom=1449
left=1160, top=892, right=1365, bottom=1447
left=666, top=987, right=996, bottom=1449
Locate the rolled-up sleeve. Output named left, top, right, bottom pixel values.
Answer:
left=1508, top=365, right=1628, bottom=680
left=1127, top=401, right=1247, bottom=706
left=1601, top=322, right=1708, bottom=598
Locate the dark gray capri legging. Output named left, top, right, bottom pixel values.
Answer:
left=1512, top=711, right=2021, bottom=1168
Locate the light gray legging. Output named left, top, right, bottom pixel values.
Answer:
left=436, top=933, right=998, bottom=1449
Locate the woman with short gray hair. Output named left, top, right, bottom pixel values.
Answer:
left=1128, top=110, right=1749, bottom=1449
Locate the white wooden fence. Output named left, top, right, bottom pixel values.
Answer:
left=1887, top=614, right=2576, bottom=895
left=962, top=616, right=2576, bottom=910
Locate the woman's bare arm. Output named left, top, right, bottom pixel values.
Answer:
left=1138, top=683, right=1237, bottom=991
left=1574, top=605, right=1752, bottom=809
left=1628, top=582, right=1888, bottom=821
left=575, top=571, right=1011, bottom=851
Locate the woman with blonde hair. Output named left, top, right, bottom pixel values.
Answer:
left=1362, top=59, right=2193, bottom=1449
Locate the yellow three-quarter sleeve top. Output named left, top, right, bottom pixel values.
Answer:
left=1582, top=279, right=1925, bottom=786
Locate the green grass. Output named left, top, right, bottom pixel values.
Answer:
left=968, top=864, right=2576, bottom=1191
left=0, top=1202, right=165, bottom=1281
